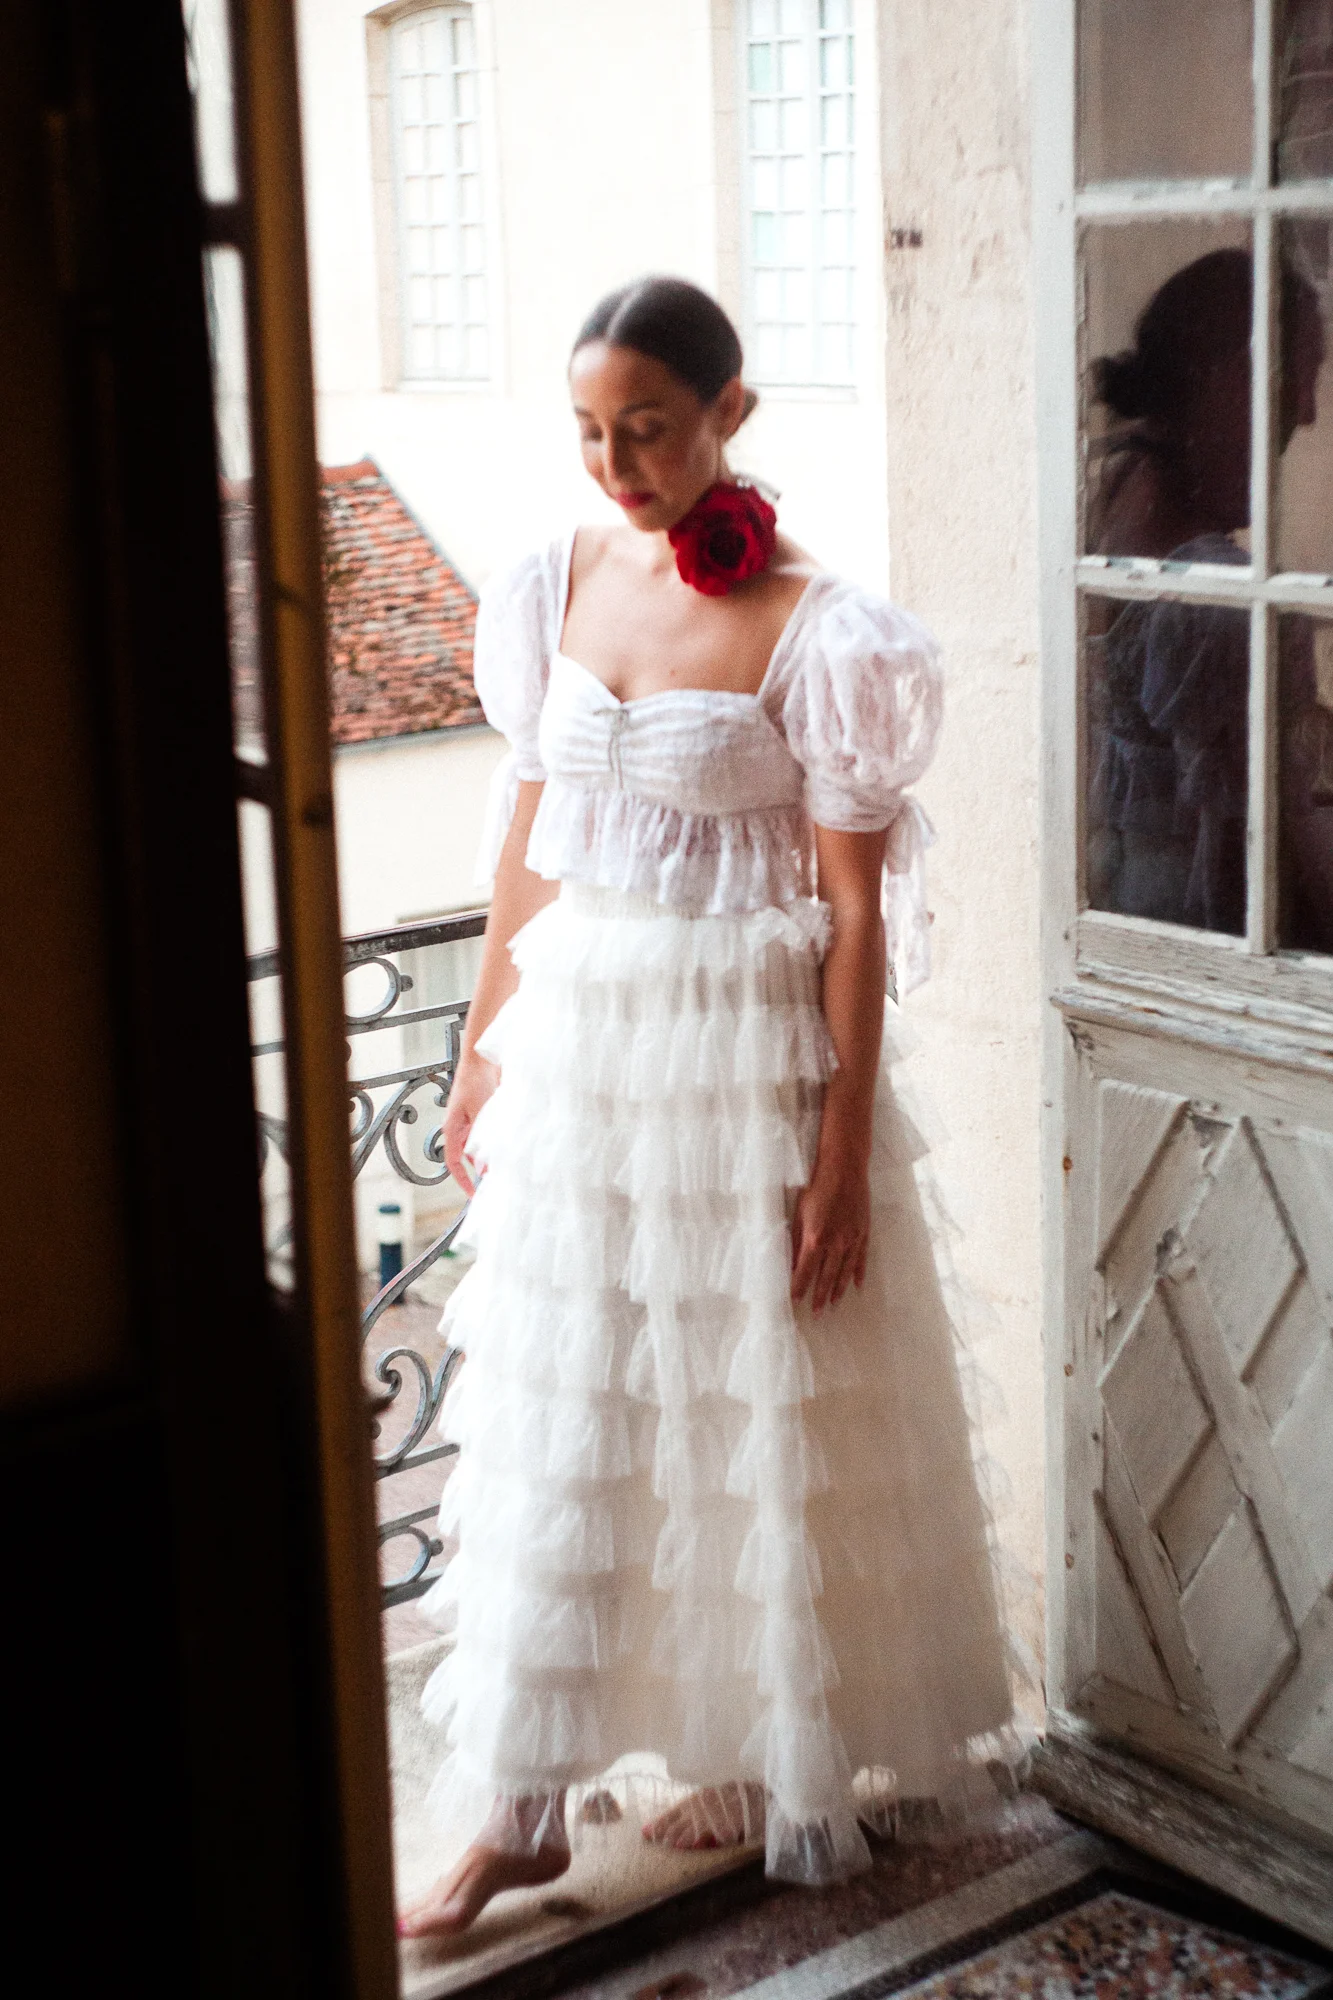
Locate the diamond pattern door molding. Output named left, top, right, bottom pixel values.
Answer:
left=1090, top=1080, right=1333, bottom=1829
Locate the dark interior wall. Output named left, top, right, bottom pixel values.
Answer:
left=0, top=5, right=358, bottom=1992
left=0, top=6, right=190, bottom=1977
left=0, top=0, right=130, bottom=1399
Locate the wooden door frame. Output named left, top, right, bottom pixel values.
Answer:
left=2, top=2, right=396, bottom=1992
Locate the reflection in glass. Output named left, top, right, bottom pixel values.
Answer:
left=1280, top=615, right=1333, bottom=954
left=1275, top=220, right=1333, bottom=576
left=202, top=247, right=264, bottom=758
left=1280, top=0, right=1333, bottom=180
left=1079, top=0, right=1252, bottom=184
left=181, top=0, right=239, bottom=203
left=1086, top=593, right=1249, bottom=934
left=1084, top=222, right=1253, bottom=561
left=238, top=801, right=293, bottom=1291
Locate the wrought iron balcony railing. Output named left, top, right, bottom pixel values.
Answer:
left=247, top=910, right=485, bottom=1607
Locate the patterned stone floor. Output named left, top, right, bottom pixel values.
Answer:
left=893, top=1889, right=1328, bottom=2000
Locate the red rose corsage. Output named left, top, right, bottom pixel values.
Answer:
left=668, top=480, right=778, bottom=597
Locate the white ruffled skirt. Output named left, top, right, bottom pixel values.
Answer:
left=420, top=883, right=1018, bottom=1885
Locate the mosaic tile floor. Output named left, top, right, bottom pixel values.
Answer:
left=891, top=1889, right=1328, bottom=2000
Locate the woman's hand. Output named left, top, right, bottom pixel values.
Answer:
left=442, top=1048, right=499, bottom=1196
left=790, top=1151, right=871, bottom=1314
left=441, top=777, right=557, bottom=1196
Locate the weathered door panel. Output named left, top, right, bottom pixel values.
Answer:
left=1061, top=1012, right=1333, bottom=1849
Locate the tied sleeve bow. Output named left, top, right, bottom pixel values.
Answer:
left=882, top=795, right=936, bottom=998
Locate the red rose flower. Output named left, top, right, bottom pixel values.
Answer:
left=668, top=481, right=778, bottom=597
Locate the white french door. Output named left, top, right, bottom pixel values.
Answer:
left=1036, top=0, right=1333, bottom=1940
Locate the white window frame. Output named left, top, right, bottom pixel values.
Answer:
left=1036, top=0, right=1333, bottom=1029
left=738, top=0, right=858, bottom=390
left=386, top=1, right=495, bottom=387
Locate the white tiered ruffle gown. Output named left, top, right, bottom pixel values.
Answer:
left=418, top=538, right=1019, bottom=1885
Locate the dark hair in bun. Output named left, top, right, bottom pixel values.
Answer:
left=573, top=275, right=756, bottom=415
left=1094, top=247, right=1320, bottom=426
left=1094, top=249, right=1254, bottom=423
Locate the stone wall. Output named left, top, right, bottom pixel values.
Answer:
left=877, top=0, right=1047, bottom=1694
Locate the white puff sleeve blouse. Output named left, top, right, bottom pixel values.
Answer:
left=472, top=534, right=943, bottom=992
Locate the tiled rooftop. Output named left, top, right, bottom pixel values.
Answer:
left=322, top=458, right=483, bottom=745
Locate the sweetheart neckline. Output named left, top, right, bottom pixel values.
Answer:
left=551, top=651, right=768, bottom=710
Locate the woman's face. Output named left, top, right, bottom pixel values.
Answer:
left=569, top=341, right=745, bottom=533
left=1174, top=294, right=1324, bottom=531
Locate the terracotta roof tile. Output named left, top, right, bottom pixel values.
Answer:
left=321, top=458, right=484, bottom=745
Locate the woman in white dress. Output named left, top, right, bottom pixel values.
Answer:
left=399, top=277, right=1016, bottom=1938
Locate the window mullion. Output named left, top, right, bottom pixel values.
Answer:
left=1245, top=0, right=1276, bottom=953
left=1252, top=0, right=1275, bottom=191
left=1247, top=598, right=1277, bottom=952
left=1245, top=205, right=1275, bottom=951
left=451, top=39, right=463, bottom=366
left=809, top=10, right=819, bottom=381
left=1246, top=100, right=1277, bottom=951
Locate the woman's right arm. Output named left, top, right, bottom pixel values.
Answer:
left=442, top=779, right=556, bottom=1191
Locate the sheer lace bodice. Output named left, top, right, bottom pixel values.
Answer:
left=474, top=533, right=944, bottom=991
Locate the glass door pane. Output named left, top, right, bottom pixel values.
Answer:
left=1083, top=219, right=1253, bottom=562
left=1275, top=218, right=1333, bottom=577
left=1280, top=610, right=1333, bottom=951
left=1086, top=591, right=1249, bottom=934
left=1079, top=0, right=1253, bottom=183
left=1279, top=0, right=1333, bottom=181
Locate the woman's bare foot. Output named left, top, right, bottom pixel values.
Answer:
left=397, top=1841, right=570, bottom=1938
left=642, top=1782, right=765, bottom=1851
left=397, top=1795, right=570, bottom=1939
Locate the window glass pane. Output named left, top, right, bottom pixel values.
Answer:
left=1083, top=219, right=1253, bottom=562
left=780, top=155, right=808, bottom=207
left=780, top=95, right=808, bottom=150
left=820, top=34, right=848, bottom=89
left=238, top=801, right=294, bottom=1292
left=202, top=247, right=265, bottom=761
left=758, top=325, right=783, bottom=376
left=822, top=94, right=849, bottom=146
left=181, top=0, right=239, bottom=203
left=785, top=323, right=812, bottom=379
left=1280, top=611, right=1333, bottom=951
left=784, top=267, right=811, bottom=318
left=749, top=42, right=775, bottom=91
left=1085, top=592, right=1248, bottom=934
left=1275, top=218, right=1333, bottom=576
left=1078, top=0, right=1253, bottom=183
left=780, top=38, right=806, bottom=91
left=750, top=100, right=777, bottom=149
left=819, top=322, right=851, bottom=381
left=1280, top=0, right=1333, bottom=180
left=781, top=210, right=810, bottom=261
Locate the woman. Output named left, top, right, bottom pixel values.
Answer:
left=400, top=277, right=1017, bottom=1938
left=1086, top=249, right=1323, bottom=932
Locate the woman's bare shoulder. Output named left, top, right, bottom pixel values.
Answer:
left=569, top=522, right=630, bottom=583
left=773, top=530, right=822, bottom=575
left=756, top=534, right=824, bottom=614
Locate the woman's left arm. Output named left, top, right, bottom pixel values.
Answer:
left=791, top=823, right=888, bottom=1315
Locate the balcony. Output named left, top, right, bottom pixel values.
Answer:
left=248, top=910, right=484, bottom=1632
